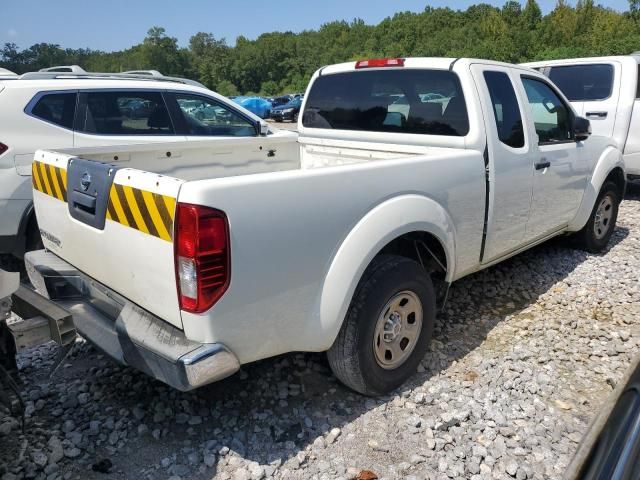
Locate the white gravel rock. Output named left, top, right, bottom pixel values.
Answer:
left=1, top=183, right=640, bottom=480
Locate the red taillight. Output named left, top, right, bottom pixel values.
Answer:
left=175, top=203, right=230, bottom=314
left=0, top=143, right=8, bottom=156
left=355, top=58, right=405, bottom=69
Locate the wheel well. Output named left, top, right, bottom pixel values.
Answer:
left=377, top=231, right=447, bottom=278
left=605, top=167, right=626, bottom=199
left=376, top=231, right=449, bottom=308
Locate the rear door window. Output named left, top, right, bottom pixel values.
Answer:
left=302, top=69, right=470, bottom=136
left=30, top=92, right=77, bottom=129
left=548, top=64, right=614, bottom=101
left=483, top=71, right=525, bottom=148
left=78, top=91, right=174, bottom=135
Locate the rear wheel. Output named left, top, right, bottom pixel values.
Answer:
left=327, top=255, right=435, bottom=396
left=574, top=180, right=620, bottom=253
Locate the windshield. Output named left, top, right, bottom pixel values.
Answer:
left=302, top=69, right=469, bottom=136
left=286, top=99, right=301, bottom=107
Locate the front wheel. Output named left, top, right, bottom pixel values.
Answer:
left=574, top=180, right=620, bottom=253
left=327, top=255, right=435, bottom=396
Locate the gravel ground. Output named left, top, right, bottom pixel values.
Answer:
left=1, top=182, right=639, bottom=480
left=269, top=120, right=298, bottom=132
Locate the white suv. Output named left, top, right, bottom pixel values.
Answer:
left=0, top=71, right=275, bottom=269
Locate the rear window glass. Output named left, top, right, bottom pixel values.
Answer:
left=31, top=93, right=77, bottom=129
left=302, top=69, right=469, bottom=136
left=548, top=64, right=614, bottom=101
left=80, top=91, right=174, bottom=135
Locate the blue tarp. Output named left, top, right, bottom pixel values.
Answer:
left=233, top=96, right=272, bottom=119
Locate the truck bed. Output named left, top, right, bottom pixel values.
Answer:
left=56, top=133, right=464, bottom=181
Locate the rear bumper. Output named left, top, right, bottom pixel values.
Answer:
left=24, top=250, right=240, bottom=391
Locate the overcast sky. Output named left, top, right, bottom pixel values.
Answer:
left=1, top=0, right=632, bottom=51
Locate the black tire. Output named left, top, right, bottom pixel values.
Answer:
left=25, top=216, right=43, bottom=253
left=327, top=255, right=436, bottom=396
left=574, top=181, right=620, bottom=253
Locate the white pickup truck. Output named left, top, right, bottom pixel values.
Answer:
left=23, top=58, right=625, bottom=396
left=524, top=55, right=640, bottom=179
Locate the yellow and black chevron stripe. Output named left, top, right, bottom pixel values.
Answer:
left=106, top=184, right=176, bottom=242
left=32, top=160, right=68, bottom=202
left=32, top=159, right=175, bottom=242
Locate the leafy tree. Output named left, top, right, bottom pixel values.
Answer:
left=2, top=3, right=639, bottom=93
left=522, top=0, right=542, bottom=29
left=630, top=0, right=640, bottom=21
left=1, top=43, right=23, bottom=72
left=139, top=27, right=186, bottom=76
left=260, top=80, right=279, bottom=96
left=216, top=80, right=239, bottom=97
left=187, top=32, right=230, bottom=90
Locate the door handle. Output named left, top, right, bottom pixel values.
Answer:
left=535, top=160, right=551, bottom=170
left=586, top=111, right=608, bottom=119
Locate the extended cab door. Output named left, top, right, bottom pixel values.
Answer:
left=546, top=62, right=620, bottom=139
left=470, top=64, right=534, bottom=262
left=73, top=90, right=185, bottom=148
left=518, top=75, right=590, bottom=241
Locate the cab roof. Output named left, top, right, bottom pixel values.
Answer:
left=318, top=57, right=539, bottom=76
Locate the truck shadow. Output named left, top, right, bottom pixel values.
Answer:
left=198, top=226, right=631, bottom=468
left=625, top=178, right=640, bottom=201
left=7, top=224, right=631, bottom=479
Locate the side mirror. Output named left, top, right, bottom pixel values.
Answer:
left=574, top=116, right=591, bottom=142
left=258, top=121, right=270, bottom=136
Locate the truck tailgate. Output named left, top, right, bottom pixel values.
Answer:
left=31, top=150, right=185, bottom=328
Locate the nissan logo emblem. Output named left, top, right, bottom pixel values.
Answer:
left=80, top=172, right=91, bottom=192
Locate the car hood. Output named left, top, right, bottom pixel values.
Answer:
left=273, top=104, right=297, bottom=111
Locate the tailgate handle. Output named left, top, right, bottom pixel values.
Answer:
left=71, top=190, right=96, bottom=214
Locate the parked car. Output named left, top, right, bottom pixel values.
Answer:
left=232, top=96, right=272, bottom=119
left=117, top=98, right=155, bottom=119
left=268, top=96, right=291, bottom=108
left=22, top=58, right=623, bottom=397
left=0, top=69, right=286, bottom=271
left=270, top=97, right=303, bottom=122
left=523, top=55, right=640, bottom=179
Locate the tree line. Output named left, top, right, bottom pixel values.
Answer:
left=3, top=0, right=640, bottom=97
